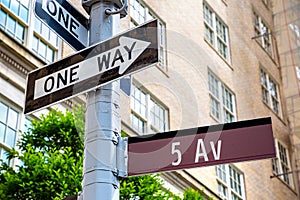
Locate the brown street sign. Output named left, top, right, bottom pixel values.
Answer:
left=128, top=117, right=275, bottom=176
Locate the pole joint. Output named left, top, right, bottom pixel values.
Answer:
left=82, top=0, right=127, bottom=17
left=105, top=0, right=127, bottom=16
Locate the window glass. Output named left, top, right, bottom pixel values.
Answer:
left=129, top=0, right=166, bottom=68
left=208, top=71, right=236, bottom=122
left=39, top=40, right=47, bottom=57
left=150, top=99, right=166, bottom=131
left=2, top=0, right=10, bottom=7
left=7, top=15, right=16, bottom=34
left=0, top=103, right=8, bottom=123
left=19, top=5, right=28, bottom=22
left=0, top=123, right=5, bottom=143
left=131, top=84, right=169, bottom=134
left=34, top=17, right=41, bottom=32
left=10, top=0, right=19, bottom=16
left=260, top=68, right=281, bottom=115
left=0, top=102, right=18, bottom=152
left=204, top=4, right=213, bottom=26
left=0, top=149, right=9, bottom=165
left=32, top=16, right=58, bottom=62
left=50, top=31, right=58, bottom=47
left=7, top=108, right=18, bottom=130
left=46, top=46, right=54, bottom=62
left=203, top=3, right=230, bottom=61
left=41, top=23, right=49, bottom=40
left=32, top=36, right=38, bottom=52
left=0, top=9, right=6, bottom=27
left=131, top=113, right=145, bottom=133
left=253, top=12, right=273, bottom=56
left=216, top=164, right=245, bottom=200
left=24, top=117, right=32, bottom=133
left=16, top=22, right=24, bottom=42
left=273, top=141, right=292, bottom=186
left=6, top=128, right=16, bottom=147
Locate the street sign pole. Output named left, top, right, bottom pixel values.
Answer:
left=81, top=1, right=125, bottom=199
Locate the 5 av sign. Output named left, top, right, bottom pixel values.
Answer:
left=128, top=117, right=275, bottom=176
left=35, top=0, right=89, bottom=51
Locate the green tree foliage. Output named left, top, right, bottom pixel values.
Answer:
left=0, top=107, right=84, bottom=200
left=0, top=108, right=207, bottom=200
left=120, top=174, right=177, bottom=200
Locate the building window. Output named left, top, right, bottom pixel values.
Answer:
left=260, top=68, right=281, bottom=115
left=0, top=7, right=26, bottom=43
left=0, top=1, right=59, bottom=62
left=33, top=16, right=58, bottom=63
left=203, top=3, right=230, bottom=61
left=208, top=71, right=236, bottom=123
left=129, top=0, right=167, bottom=69
left=1, top=0, right=29, bottom=23
left=272, top=140, right=293, bottom=186
left=254, top=12, right=273, bottom=56
left=216, top=165, right=245, bottom=200
left=131, top=84, right=169, bottom=134
left=0, top=101, right=19, bottom=165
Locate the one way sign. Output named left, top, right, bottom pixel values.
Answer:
left=25, top=20, right=158, bottom=114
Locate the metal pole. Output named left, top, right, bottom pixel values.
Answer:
left=82, top=1, right=121, bottom=199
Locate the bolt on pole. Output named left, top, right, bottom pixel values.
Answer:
left=81, top=0, right=126, bottom=199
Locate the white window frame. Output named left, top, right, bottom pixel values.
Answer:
left=272, top=140, right=294, bottom=187
left=216, top=164, right=246, bottom=200
left=0, top=0, right=60, bottom=63
left=129, top=0, right=167, bottom=70
left=32, top=15, right=59, bottom=63
left=0, top=3, right=28, bottom=44
left=254, top=12, right=273, bottom=57
left=0, top=100, right=20, bottom=166
left=130, top=83, right=169, bottom=135
left=260, top=68, right=282, bottom=116
left=208, top=70, right=237, bottom=123
left=203, top=2, right=231, bottom=62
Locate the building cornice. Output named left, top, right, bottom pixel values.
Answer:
left=0, top=50, right=29, bottom=76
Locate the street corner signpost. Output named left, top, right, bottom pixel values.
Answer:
left=34, top=0, right=89, bottom=51
left=24, top=19, right=158, bottom=115
left=127, top=117, right=276, bottom=176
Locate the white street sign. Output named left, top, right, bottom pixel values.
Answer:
left=34, top=37, right=150, bottom=99
left=24, top=20, right=158, bottom=114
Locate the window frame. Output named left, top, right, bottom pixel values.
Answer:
left=216, top=164, right=246, bottom=200
left=130, top=83, right=169, bottom=135
left=31, top=15, right=59, bottom=63
left=203, top=2, right=231, bottom=62
left=0, top=0, right=60, bottom=63
left=0, top=6, right=27, bottom=44
left=253, top=11, right=273, bottom=57
left=272, top=140, right=294, bottom=187
left=260, top=68, right=282, bottom=116
left=0, top=100, right=20, bottom=166
left=208, top=70, right=237, bottom=123
left=129, top=0, right=167, bottom=70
